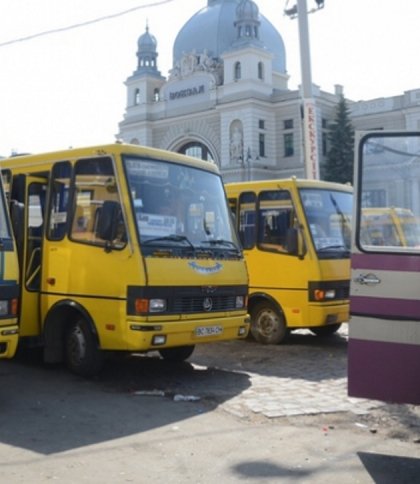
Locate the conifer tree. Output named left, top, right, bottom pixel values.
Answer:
left=322, top=95, right=354, bottom=184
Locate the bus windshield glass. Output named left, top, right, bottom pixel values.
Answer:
left=299, top=188, right=352, bottom=258
left=124, top=156, right=241, bottom=257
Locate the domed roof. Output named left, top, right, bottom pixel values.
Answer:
left=173, top=0, right=286, bottom=73
left=236, top=0, right=259, bottom=21
left=138, top=25, right=157, bottom=53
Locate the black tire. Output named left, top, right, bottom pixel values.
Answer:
left=65, top=319, right=104, bottom=377
left=250, top=302, right=288, bottom=344
left=310, top=323, right=342, bottom=337
left=159, top=345, right=195, bottom=362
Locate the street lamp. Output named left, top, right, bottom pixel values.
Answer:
left=284, top=0, right=324, bottom=180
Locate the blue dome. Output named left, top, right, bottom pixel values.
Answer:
left=236, top=0, right=259, bottom=21
left=173, top=0, right=286, bottom=73
left=138, top=26, right=157, bottom=53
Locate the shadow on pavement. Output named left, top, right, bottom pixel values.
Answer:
left=233, top=460, right=311, bottom=480
left=0, top=351, right=250, bottom=455
left=190, top=327, right=348, bottom=382
left=358, top=451, right=420, bottom=483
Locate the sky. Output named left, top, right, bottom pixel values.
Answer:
left=1, top=0, right=420, bottom=156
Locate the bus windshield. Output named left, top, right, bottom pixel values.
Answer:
left=124, top=156, right=241, bottom=257
left=299, top=188, right=352, bottom=258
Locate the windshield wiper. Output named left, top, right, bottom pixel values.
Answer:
left=317, top=244, right=350, bottom=253
left=200, top=239, right=240, bottom=252
left=142, top=234, right=195, bottom=249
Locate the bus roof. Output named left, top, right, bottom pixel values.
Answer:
left=225, top=177, right=353, bottom=194
left=0, top=143, right=220, bottom=175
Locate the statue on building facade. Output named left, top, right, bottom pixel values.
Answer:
left=168, top=49, right=223, bottom=85
left=230, top=126, right=244, bottom=164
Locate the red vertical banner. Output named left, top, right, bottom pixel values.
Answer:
left=303, top=98, right=320, bottom=180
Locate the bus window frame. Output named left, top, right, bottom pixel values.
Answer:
left=356, top=132, right=420, bottom=256
left=68, top=155, right=128, bottom=251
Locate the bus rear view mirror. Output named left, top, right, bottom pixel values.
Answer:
left=286, top=227, right=298, bottom=255
left=96, top=200, right=120, bottom=244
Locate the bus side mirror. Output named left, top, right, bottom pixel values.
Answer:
left=286, top=228, right=298, bottom=255
left=96, top=200, right=120, bottom=243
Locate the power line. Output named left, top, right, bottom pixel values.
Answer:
left=0, top=0, right=175, bottom=48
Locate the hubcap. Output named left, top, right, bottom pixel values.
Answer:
left=69, top=326, right=86, bottom=364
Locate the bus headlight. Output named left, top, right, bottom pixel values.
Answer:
left=314, top=289, right=336, bottom=301
left=235, top=296, right=246, bottom=309
left=149, top=299, right=167, bottom=313
left=0, top=301, right=8, bottom=316
left=134, top=298, right=167, bottom=314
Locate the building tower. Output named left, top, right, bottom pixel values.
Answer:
left=119, top=24, right=165, bottom=145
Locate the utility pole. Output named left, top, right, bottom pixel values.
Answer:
left=285, top=0, right=324, bottom=180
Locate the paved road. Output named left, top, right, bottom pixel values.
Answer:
left=1, top=323, right=419, bottom=483
left=191, top=326, right=383, bottom=419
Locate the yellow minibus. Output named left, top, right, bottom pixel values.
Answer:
left=361, top=207, right=420, bottom=247
left=226, top=178, right=352, bottom=344
left=1, top=144, right=249, bottom=375
left=0, top=171, right=19, bottom=358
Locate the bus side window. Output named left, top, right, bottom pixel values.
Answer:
left=70, top=157, right=127, bottom=249
left=47, top=161, right=71, bottom=241
left=238, top=191, right=256, bottom=249
left=258, top=190, right=294, bottom=253
left=27, top=182, right=47, bottom=290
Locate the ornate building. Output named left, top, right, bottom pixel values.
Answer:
left=118, top=0, right=342, bottom=181
left=117, top=0, right=420, bottom=183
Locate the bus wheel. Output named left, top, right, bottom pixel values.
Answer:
left=65, top=319, right=104, bottom=377
left=159, top=345, right=195, bottom=362
left=250, top=302, right=288, bottom=344
left=310, top=323, right=342, bottom=337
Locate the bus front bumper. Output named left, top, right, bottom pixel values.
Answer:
left=286, top=302, right=349, bottom=329
left=102, top=313, right=250, bottom=351
left=0, top=325, right=19, bottom=358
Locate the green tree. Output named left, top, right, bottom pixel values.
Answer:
left=323, top=95, right=354, bottom=184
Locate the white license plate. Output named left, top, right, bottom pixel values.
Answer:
left=195, top=325, right=223, bottom=337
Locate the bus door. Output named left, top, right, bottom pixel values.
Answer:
left=349, top=131, right=420, bottom=404
left=11, top=175, right=48, bottom=337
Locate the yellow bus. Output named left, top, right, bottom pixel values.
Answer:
left=360, top=207, right=420, bottom=247
left=1, top=143, right=249, bottom=375
left=0, top=171, right=19, bottom=358
left=226, top=178, right=352, bottom=344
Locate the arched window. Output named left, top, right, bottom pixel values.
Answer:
left=179, top=142, right=214, bottom=162
left=134, top=88, right=140, bottom=105
left=234, top=62, right=241, bottom=81
left=258, top=62, right=264, bottom=80
left=153, top=88, right=160, bottom=102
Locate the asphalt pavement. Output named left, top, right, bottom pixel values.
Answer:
left=1, top=323, right=419, bottom=483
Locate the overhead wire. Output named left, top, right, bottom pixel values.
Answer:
left=0, top=0, right=175, bottom=48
